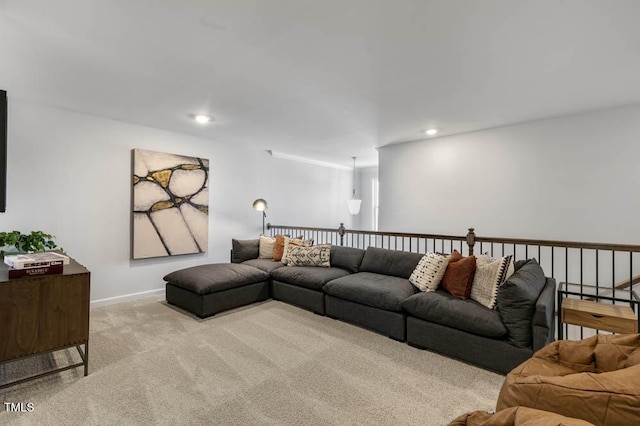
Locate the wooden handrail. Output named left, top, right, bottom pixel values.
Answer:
left=614, top=274, right=640, bottom=291
left=267, top=223, right=464, bottom=240
left=582, top=275, right=640, bottom=301
left=266, top=223, right=338, bottom=233
left=474, top=235, right=640, bottom=252
left=267, top=223, right=640, bottom=253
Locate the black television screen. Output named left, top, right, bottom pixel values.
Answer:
left=0, top=89, right=6, bottom=212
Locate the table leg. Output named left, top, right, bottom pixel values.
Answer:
left=84, top=341, right=89, bottom=376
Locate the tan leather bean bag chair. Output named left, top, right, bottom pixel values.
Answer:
left=497, top=334, right=640, bottom=426
left=448, top=406, right=594, bottom=425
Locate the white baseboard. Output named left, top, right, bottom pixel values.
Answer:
left=91, top=288, right=164, bottom=308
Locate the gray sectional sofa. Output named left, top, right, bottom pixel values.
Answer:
left=165, top=239, right=556, bottom=375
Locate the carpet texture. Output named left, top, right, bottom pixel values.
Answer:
left=0, top=297, right=503, bottom=425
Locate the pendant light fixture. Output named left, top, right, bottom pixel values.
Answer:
left=347, top=157, right=362, bottom=215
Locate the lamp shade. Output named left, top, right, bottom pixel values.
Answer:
left=252, top=198, right=267, bottom=212
left=347, top=198, right=362, bottom=215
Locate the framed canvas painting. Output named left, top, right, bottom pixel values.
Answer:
left=131, top=149, right=209, bottom=259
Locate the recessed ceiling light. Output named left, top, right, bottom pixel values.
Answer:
left=194, top=115, right=212, bottom=124
left=425, top=128, right=438, bottom=136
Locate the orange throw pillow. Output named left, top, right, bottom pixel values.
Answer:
left=273, top=235, right=286, bottom=261
left=441, top=250, right=476, bottom=299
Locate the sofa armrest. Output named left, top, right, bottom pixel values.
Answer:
left=531, top=277, right=556, bottom=351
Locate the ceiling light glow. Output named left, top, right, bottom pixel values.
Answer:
left=194, top=115, right=211, bottom=124
left=425, top=128, right=438, bottom=136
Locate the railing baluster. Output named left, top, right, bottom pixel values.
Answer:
left=551, top=246, right=554, bottom=284
left=580, top=248, right=584, bottom=339
left=565, top=247, right=568, bottom=340
left=595, top=249, right=599, bottom=303
left=612, top=250, right=615, bottom=303
left=265, top=223, right=640, bottom=333
left=630, top=252, right=633, bottom=305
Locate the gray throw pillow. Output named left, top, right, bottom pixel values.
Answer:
left=231, top=238, right=259, bottom=263
left=359, top=247, right=424, bottom=279
left=330, top=246, right=366, bottom=273
left=496, top=258, right=547, bottom=348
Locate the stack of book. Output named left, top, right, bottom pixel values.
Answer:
left=3, top=252, right=70, bottom=279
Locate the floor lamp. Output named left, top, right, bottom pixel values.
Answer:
left=252, top=198, right=267, bottom=235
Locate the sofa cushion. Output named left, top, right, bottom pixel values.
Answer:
left=441, top=250, right=476, bottom=299
left=242, top=258, right=285, bottom=273
left=231, top=238, right=259, bottom=263
left=272, top=266, right=350, bottom=290
left=323, top=272, right=418, bottom=312
left=497, top=258, right=547, bottom=348
left=163, top=263, right=269, bottom=295
left=402, top=290, right=508, bottom=338
left=359, top=247, right=424, bottom=279
left=409, top=252, right=450, bottom=292
left=330, top=245, right=366, bottom=273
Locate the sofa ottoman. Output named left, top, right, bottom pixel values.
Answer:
left=164, top=263, right=270, bottom=318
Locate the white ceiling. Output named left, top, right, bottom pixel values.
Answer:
left=2, top=0, right=640, bottom=168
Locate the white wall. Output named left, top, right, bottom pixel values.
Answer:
left=354, top=166, right=379, bottom=231
left=2, top=100, right=355, bottom=302
left=379, top=104, right=640, bottom=244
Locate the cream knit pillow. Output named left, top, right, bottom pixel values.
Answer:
left=258, top=235, right=276, bottom=259
left=470, top=254, right=514, bottom=308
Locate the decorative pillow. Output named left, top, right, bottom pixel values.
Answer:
left=258, top=235, right=276, bottom=259
left=273, top=235, right=286, bottom=261
left=281, top=237, right=312, bottom=264
left=441, top=250, right=477, bottom=299
left=286, top=244, right=331, bottom=267
left=470, top=254, right=514, bottom=309
left=409, top=252, right=450, bottom=292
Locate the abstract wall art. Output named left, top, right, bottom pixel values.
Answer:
left=131, top=149, right=209, bottom=259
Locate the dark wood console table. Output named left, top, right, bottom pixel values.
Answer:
left=0, top=256, right=90, bottom=389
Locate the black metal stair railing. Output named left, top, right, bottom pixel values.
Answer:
left=267, top=222, right=640, bottom=339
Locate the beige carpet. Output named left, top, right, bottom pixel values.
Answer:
left=0, top=296, right=503, bottom=425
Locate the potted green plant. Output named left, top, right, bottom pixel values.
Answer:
left=0, top=231, right=60, bottom=257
